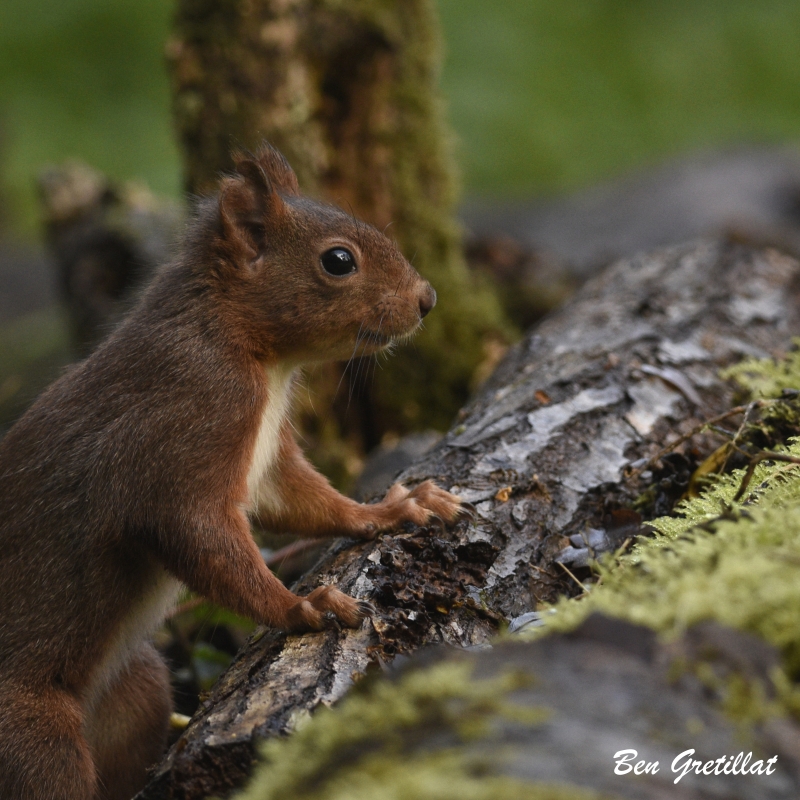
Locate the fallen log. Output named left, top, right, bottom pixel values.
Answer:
left=138, top=238, right=800, bottom=799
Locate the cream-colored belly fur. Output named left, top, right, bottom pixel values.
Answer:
left=246, top=363, right=296, bottom=515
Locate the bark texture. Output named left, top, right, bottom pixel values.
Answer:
left=137, top=238, right=800, bottom=799
left=167, top=0, right=509, bottom=440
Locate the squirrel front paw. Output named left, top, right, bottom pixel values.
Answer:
left=359, top=480, right=468, bottom=538
left=284, top=585, right=374, bottom=632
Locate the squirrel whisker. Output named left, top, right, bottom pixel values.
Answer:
left=335, top=320, right=366, bottom=401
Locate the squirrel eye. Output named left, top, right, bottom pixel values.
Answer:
left=321, top=247, right=357, bottom=276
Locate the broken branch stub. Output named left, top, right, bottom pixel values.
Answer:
left=137, top=239, right=800, bottom=799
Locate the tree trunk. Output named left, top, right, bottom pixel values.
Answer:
left=137, top=238, right=800, bottom=799
left=166, top=0, right=510, bottom=448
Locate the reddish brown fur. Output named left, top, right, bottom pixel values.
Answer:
left=0, top=144, right=462, bottom=799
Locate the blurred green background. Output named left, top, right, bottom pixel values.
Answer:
left=2, top=0, right=800, bottom=240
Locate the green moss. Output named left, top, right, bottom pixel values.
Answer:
left=528, top=348, right=800, bottom=724
left=721, top=338, right=800, bottom=398
left=542, top=463, right=800, bottom=670
left=233, top=660, right=608, bottom=800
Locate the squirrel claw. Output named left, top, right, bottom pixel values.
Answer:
left=322, top=610, right=343, bottom=631
left=427, top=514, right=446, bottom=532
left=357, top=600, right=377, bottom=617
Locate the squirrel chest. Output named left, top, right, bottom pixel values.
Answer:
left=88, top=366, right=296, bottom=707
left=245, top=364, right=296, bottom=514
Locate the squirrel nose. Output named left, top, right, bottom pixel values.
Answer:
left=419, top=285, right=436, bottom=318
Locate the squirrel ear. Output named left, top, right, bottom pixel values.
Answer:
left=218, top=155, right=285, bottom=261
left=218, top=175, right=267, bottom=262
left=217, top=145, right=297, bottom=264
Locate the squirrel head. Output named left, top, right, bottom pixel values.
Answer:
left=207, top=143, right=436, bottom=363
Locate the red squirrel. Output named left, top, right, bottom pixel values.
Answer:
left=0, top=144, right=463, bottom=800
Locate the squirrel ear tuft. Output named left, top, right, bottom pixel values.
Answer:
left=234, top=155, right=272, bottom=195
left=253, top=143, right=300, bottom=196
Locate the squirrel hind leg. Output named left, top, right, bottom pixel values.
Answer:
left=84, top=643, right=171, bottom=800
left=0, top=681, right=96, bottom=800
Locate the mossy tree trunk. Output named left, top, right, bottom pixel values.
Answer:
left=167, top=0, right=510, bottom=456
